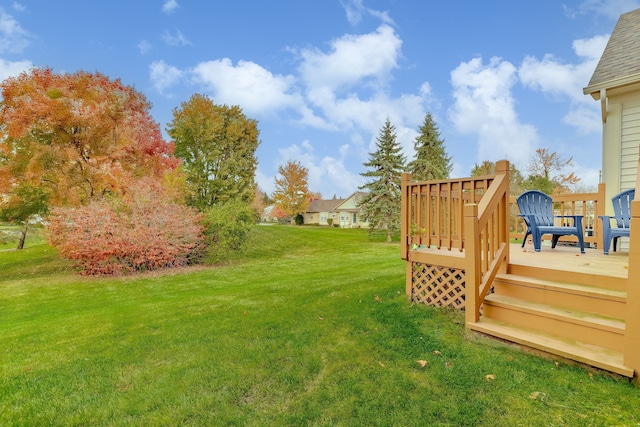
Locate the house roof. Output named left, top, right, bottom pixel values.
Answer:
left=334, top=191, right=368, bottom=211
left=306, top=198, right=345, bottom=213
left=584, top=8, right=640, bottom=96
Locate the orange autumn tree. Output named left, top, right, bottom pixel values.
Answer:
left=0, top=68, right=205, bottom=271
left=0, top=68, right=177, bottom=207
left=272, top=160, right=310, bottom=224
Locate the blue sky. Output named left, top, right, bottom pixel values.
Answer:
left=1, top=1, right=639, bottom=198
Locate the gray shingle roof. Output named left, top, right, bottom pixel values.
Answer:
left=585, top=8, right=640, bottom=93
left=307, top=198, right=345, bottom=213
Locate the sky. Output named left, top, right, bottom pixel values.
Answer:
left=1, top=0, right=639, bottom=199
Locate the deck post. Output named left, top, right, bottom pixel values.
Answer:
left=596, top=182, right=606, bottom=249
left=464, top=203, right=480, bottom=324
left=401, top=172, right=411, bottom=261
left=624, top=149, right=640, bottom=376
left=624, top=199, right=640, bottom=376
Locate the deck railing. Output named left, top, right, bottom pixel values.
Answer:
left=509, top=184, right=606, bottom=248
left=400, top=160, right=511, bottom=319
left=400, top=173, right=495, bottom=259
left=463, top=160, right=511, bottom=323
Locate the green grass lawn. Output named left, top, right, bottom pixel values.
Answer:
left=1, top=226, right=639, bottom=426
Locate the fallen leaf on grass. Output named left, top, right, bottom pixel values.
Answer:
left=588, top=372, right=594, bottom=380
left=485, top=374, right=496, bottom=382
left=554, top=362, right=559, bottom=368
left=529, top=391, right=546, bottom=402
left=433, top=350, right=442, bottom=356
left=318, top=316, right=324, bottom=320
left=445, top=361, right=453, bottom=369
left=374, top=295, right=382, bottom=303
left=379, top=362, right=385, bottom=368
left=416, top=360, right=428, bottom=368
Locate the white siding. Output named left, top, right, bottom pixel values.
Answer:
left=621, top=99, right=640, bottom=190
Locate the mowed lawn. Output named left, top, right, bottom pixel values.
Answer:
left=1, top=226, right=639, bottom=426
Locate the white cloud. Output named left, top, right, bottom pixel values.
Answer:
left=149, top=60, right=184, bottom=95
left=0, top=7, right=29, bottom=53
left=162, top=29, right=190, bottom=46
left=449, top=56, right=537, bottom=167
left=0, top=57, right=31, bottom=81
left=298, top=24, right=401, bottom=92
left=162, top=0, right=179, bottom=14
left=342, top=0, right=365, bottom=25
left=137, top=39, right=151, bottom=55
left=518, top=34, right=609, bottom=134
left=341, top=0, right=395, bottom=26
left=12, top=3, right=26, bottom=12
left=566, top=0, right=640, bottom=19
left=292, top=23, right=427, bottom=155
left=190, top=58, right=306, bottom=116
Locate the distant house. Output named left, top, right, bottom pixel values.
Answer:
left=303, top=198, right=345, bottom=225
left=583, top=7, right=640, bottom=206
left=334, top=191, right=369, bottom=228
left=303, top=192, right=369, bottom=228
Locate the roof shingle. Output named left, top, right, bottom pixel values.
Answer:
left=586, top=8, right=640, bottom=92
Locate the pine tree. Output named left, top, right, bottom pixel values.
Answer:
left=407, top=113, right=452, bottom=181
left=358, top=119, right=406, bottom=243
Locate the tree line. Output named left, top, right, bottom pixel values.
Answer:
left=0, top=67, right=583, bottom=271
left=0, top=68, right=260, bottom=273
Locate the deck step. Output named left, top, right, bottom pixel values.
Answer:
left=468, top=318, right=634, bottom=377
left=507, top=263, right=627, bottom=291
left=482, top=294, right=625, bottom=352
left=493, top=273, right=626, bottom=318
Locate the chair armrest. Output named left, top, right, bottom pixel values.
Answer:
left=551, top=215, right=584, bottom=229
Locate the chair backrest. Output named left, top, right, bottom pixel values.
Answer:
left=612, top=188, right=635, bottom=228
left=516, top=190, right=555, bottom=226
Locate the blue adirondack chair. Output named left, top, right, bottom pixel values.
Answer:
left=516, top=190, right=585, bottom=253
left=599, top=188, right=635, bottom=255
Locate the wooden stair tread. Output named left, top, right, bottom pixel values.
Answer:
left=494, top=273, right=626, bottom=301
left=484, top=294, right=625, bottom=331
left=469, top=318, right=634, bottom=377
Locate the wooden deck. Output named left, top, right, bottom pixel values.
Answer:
left=409, top=242, right=634, bottom=376
left=411, top=243, right=629, bottom=279
left=509, top=242, right=629, bottom=279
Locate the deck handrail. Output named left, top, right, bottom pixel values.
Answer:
left=400, top=173, right=495, bottom=260
left=464, top=160, right=510, bottom=323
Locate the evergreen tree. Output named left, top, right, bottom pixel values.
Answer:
left=358, top=119, right=406, bottom=243
left=407, top=113, right=452, bottom=181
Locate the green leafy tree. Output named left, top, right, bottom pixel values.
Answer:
left=272, top=160, right=310, bottom=223
left=471, top=160, right=525, bottom=196
left=0, top=183, right=49, bottom=249
left=203, top=199, right=256, bottom=264
left=167, top=93, right=260, bottom=210
left=407, top=113, right=451, bottom=181
left=358, top=119, right=406, bottom=243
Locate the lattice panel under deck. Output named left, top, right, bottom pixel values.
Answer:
left=411, top=262, right=466, bottom=309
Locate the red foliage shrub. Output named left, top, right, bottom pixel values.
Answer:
left=47, top=180, right=205, bottom=275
